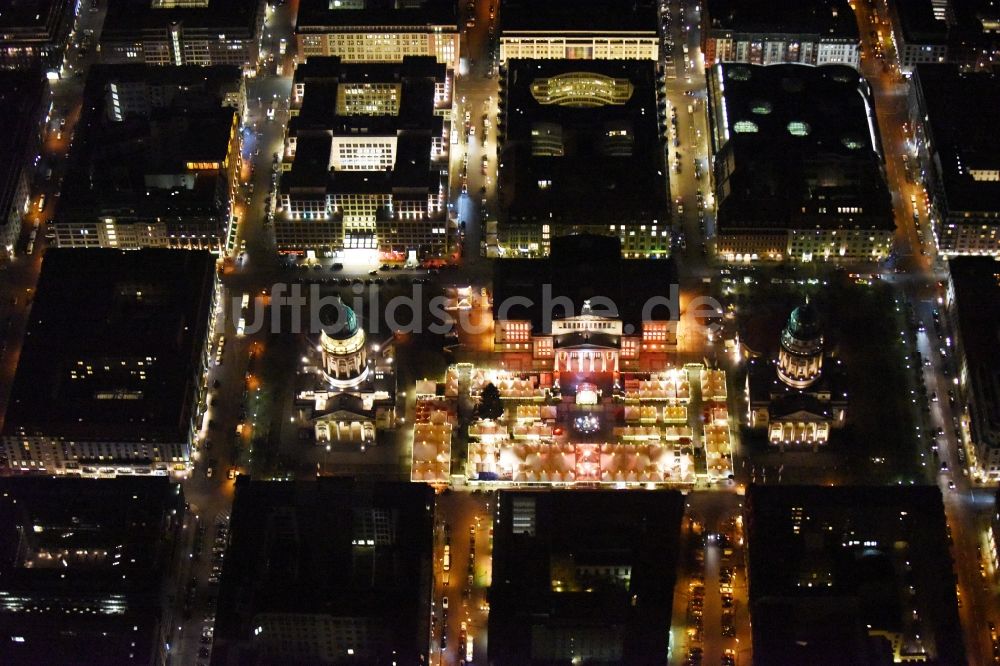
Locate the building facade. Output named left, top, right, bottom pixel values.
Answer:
left=295, top=0, right=459, bottom=70
left=0, top=0, right=74, bottom=71
left=703, top=0, right=861, bottom=69
left=319, top=304, right=369, bottom=387
left=54, top=65, right=243, bottom=251
left=0, top=250, right=217, bottom=477
left=99, top=0, right=265, bottom=69
left=491, top=235, right=680, bottom=372
left=746, top=304, right=847, bottom=448
left=498, top=0, right=660, bottom=63
left=946, top=258, right=1000, bottom=482
left=0, top=71, right=47, bottom=257
left=707, top=63, right=894, bottom=264
left=883, top=0, right=1000, bottom=72
left=908, top=64, right=1000, bottom=255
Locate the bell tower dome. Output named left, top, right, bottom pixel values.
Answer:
left=777, top=303, right=824, bottom=389
left=319, top=303, right=368, bottom=388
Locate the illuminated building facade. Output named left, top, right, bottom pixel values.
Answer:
left=491, top=235, right=678, bottom=369
left=702, top=0, right=861, bottom=69
left=496, top=60, right=670, bottom=258
left=319, top=304, right=369, bottom=387
left=276, top=56, right=452, bottom=260
left=707, top=63, right=893, bottom=264
left=499, top=0, right=660, bottom=63
left=746, top=303, right=847, bottom=448
left=886, top=0, right=1000, bottom=72
left=776, top=304, right=824, bottom=389
left=0, top=71, right=47, bottom=258
left=0, top=0, right=74, bottom=71
left=946, top=258, right=1000, bottom=482
left=295, top=0, right=459, bottom=71
left=439, top=236, right=734, bottom=488
left=54, top=65, right=243, bottom=251
left=909, top=65, right=1000, bottom=255
left=99, top=0, right=265, bottom=70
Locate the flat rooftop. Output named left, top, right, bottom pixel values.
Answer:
left=708, top=63, right=892, bottom=231
left=58, top=64, right=240, bottom=225
left=101, top=0, right=261, bottom=36
left=500, top=0, right=658, bottom=33
left=0, top=476, right=183, bottom=665
left=705, top=0, right=858, bottom=38
left=282, top=56, right=445, bottom=196
left=489, top=489, right=684, bottom=664
left=289, top=56, right=444, bottom=132
left=3, top=249, right=215, bottom=443
left=212, top=478, right=433, bottom=664
left=914, top=64, right=1000, bottom=214
left=296, top=0, right=457, bottom=29
left=0, top=0, right=67, bottom=34
left=893, top=0, right=1000, bottom=46
left=86, top=62, right=243, bottom=90
left=499, top=58, right=668, bottom=227
left=493, top=234, right=678, bottom=331
left=746, top=485, right=966, bottom=665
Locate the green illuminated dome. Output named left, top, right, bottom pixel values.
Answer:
left=324, top=302, right=359, bottom=340
left=786, top=303, right=821, bottom=341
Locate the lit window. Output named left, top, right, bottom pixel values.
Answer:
left=841, top=135, right=864, bottom=150
left=787, top=121, right=811, bottom=137
left=733, top=120, right=758, bottom=134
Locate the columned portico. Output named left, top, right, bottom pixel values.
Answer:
left=556, top=348, right=620, bottom=373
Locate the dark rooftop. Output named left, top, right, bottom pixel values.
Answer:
left=492, top=234, right=679, bottom=332
left=891, top=0, right=949, bottom=44
left=489, top=489, right=684, bottom=665
left=2, top=249, right=215, bottom=443
left=708, top=63, right=893, bottom=231
left=85, top=62, right=244, bottom=92
left=500, top=0, right=658, bottom=33
left=0, top=0, right=71, bottom=68
left=891, top=0, right=1000, bottom=47
left=290, top=56, right=444, bottom=132
left=0, top=0, right=65, bottom=31
left=0, top=70, right=45, bottom=220
left=102, top=0, right=262, bottom=34
left=0, top=476, right=183, bottom=665
left=498, top=58, right=668, bottom=228
left=914, top=64, right=1000, bottom=214
left=57, top=64, right=240, bottom=226
left=282, top=57, right=446, bottom=196
left=705, top=0, right=858, bottom=38
left=211, top=477, right=433, bottom=665
left=948, top=257, right=1000, bottom=450
left=746, top=485, right=966, bottom=665
left=296, top=0, right=457, bottom=29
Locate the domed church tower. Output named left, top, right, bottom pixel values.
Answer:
left=319, top=303, right=368, bottom=387
left=777, top=302, right=824, bottom=389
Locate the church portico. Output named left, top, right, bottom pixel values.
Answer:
left=746, top=303, right=847, bottom=448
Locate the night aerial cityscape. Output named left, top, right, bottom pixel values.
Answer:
left=2, top=0, right=1000, bottom=664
